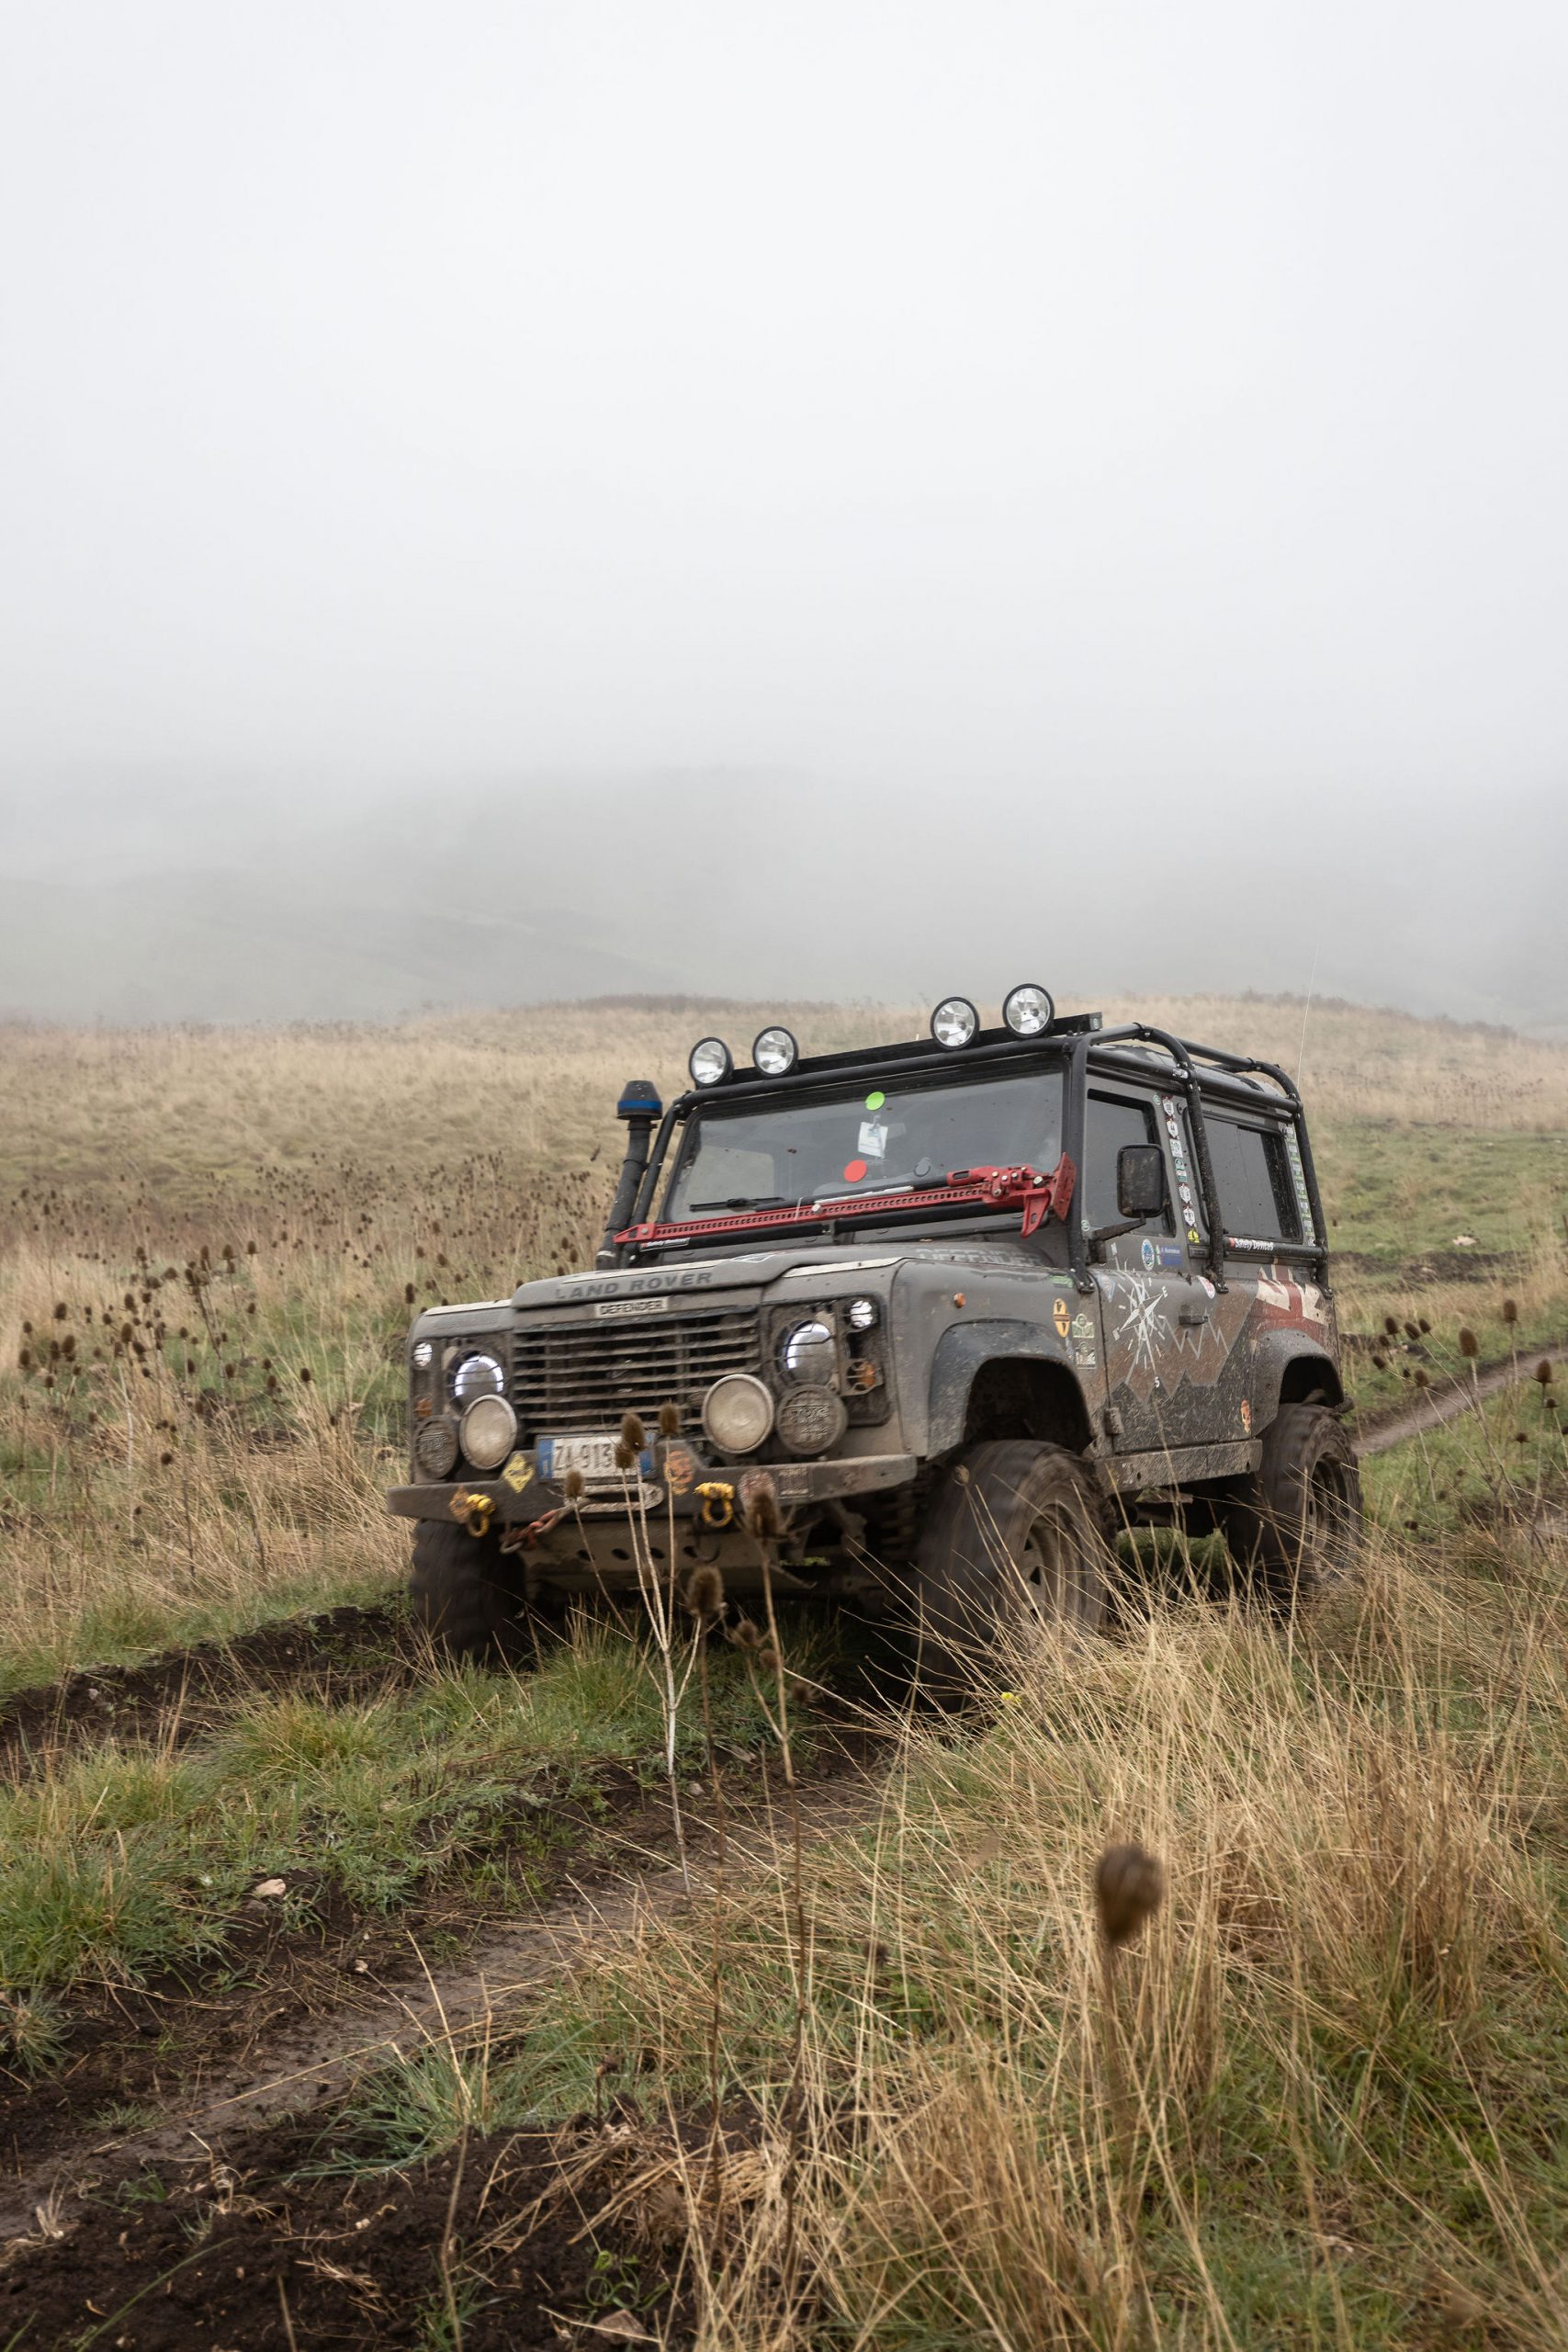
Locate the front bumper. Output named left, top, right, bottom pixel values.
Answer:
left=387, top=1446, right=917, bottom=1528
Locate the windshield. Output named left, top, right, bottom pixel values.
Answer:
left=663, top=1067, right=1065, bottom=1222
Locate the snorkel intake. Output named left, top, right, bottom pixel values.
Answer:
left=597, top=1080, right=663, bottom=1265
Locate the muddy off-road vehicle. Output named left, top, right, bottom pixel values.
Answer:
left=389, top=989, right=1360, bottom=1667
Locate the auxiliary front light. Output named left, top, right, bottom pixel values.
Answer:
left=931, top=996, right=979, bottom=1049
left=412, top=1340, right=434, bottom=1370
left=702, top=1373, right=775, bottom=1454
left=460, top=1393, right=517, bottom=1473
left=689, top=1036, right=733, bottom=1087
left=846, top=1297, right=879, bottom=1332
left=1003, top=982, right=1055, bottom=1036
left=751, top=1025, right=799, bottom=1077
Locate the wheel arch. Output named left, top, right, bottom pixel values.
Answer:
left=1253, top=1331, right=1345, bottom=1424
left=928, top=1319, right=1095, bottom=1457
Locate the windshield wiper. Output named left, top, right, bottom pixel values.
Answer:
left=689, top=1194, right=790, bottom=1212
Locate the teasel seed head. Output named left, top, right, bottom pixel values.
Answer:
left=682, top=1564, right=726, bottom=1623
left=1094, top=1842, right=1165, bottom=1949
left=620, top=1411, right=646, bottom=1454
left=1459, top=1328, right=1479, bottom=1360
left=1383, top=1315, right=1400, bottom=1338
left=658, top=1400, right=681, bottom=1438
left=1418, top=1316, right=1432, bottom=1335
left=1502, top=1297, right=1518, bottom=1326
left=1415, top=1368, right=1429, bottom=1388
left=1533, top=1360, right=1553, bottom=1385
left=744, top=1483, right=783, bottom=1541
left=614, top=1438, right=636, bottom=1471
left=728, top=1615, right=762, bottom=1651
left=563, top=1468, right=585, bottom=1500
left=758, top=1643, right=783, bottom=1673
left=1404, top=1320, right=1420, bottom=1341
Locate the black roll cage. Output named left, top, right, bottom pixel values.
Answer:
left=622, top=1015, right=1330, bottom=1292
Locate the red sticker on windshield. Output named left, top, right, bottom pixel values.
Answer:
left=843, top=1159, right=868, bottom=1183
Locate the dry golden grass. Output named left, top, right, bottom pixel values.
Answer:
left=445, top=1518, right=1568, bottom=2349
left=1, top=994, right=1564, bottom=1690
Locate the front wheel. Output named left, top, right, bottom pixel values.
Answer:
left=408, top=1520, right=528, bottom=1660
left=907, top=1440, right=1112, bottom=1696
left=1221, top=1401, right=1362, bottom=1604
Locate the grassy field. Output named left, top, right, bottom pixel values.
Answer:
left=1, top=996, right=1566, bottom=2347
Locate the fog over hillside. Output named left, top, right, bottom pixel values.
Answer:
left=1, top=773, right=1561, bottom=1033
left=3, top=6, right=1565, bottom=1035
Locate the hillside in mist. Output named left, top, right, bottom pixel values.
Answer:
left=1, top=773, right=1562, bottom=1033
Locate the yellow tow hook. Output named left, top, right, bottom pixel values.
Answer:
left=695, top=1480, right=735, bottom=1529
left=449, top=1489, right=495, bottom=1539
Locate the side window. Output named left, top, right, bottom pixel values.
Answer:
left=1084, top=1092, right=1167, bottom=1230
left=1205, top=1116, right=1303, bottom=1243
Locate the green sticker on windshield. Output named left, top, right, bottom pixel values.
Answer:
left=864, top=1091, right=886, bottom=1111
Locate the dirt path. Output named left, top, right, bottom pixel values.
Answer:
left=1353, top=1342, right=1566, bottom=1458
left=0, top=1758, right=880, bottom=2255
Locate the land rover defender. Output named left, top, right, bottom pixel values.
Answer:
left=388, top=989, right=1360, bottom=1665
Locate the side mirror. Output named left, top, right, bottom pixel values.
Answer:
left=1117, top=1143, right=1167, bottom=1220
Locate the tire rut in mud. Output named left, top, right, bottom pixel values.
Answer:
left=1353, top=1341, right=1567, bottom=1458
left=0, top=1600, right=423, bottom=1779
left=0, top=1745, right=880, bottom=2257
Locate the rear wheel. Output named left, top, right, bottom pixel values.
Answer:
left=409, top=1520, right=527, bottom=1660
left=908, top=1440, right=1112, bottom=1696
left=1221, top=1402, right=1362, bottom=1604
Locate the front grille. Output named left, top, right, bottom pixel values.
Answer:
left=512, top=1307, right=763, bottom=1440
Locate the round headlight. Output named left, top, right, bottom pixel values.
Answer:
left=452, top=1351, right=505, bottom=1406
left=776, top=1385, right=848, bottom=1457
left=412, top=1340, right=434, bottom=1371
left=702, top=1373, right=774, bottom=1454
left=751, top=1025, right=798, bottom=1077
left=689, top=1037, right=733, bottom=1087
left=1003, top=983, right=1055, bottom=1036
left=460, top=1393, right=517, bottom=1473
left=415, top=1418, right=459, bottom=1478
left=931, top=996, right=979, bottom=1049
left=846, top=1296, right=879, bottom=1332
left=781, top=1318, right=837, bottom=1383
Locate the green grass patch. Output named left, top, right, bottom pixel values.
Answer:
left=0, top=1625, right=798, bottom=2039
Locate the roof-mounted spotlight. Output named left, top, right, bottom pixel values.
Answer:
left=1003, top=983, right=1055, bottom=1036
left=931, top=996, right=979, bottom=1049
left=688, top=1037, right=733, bottom=1088
left=751, top=1025, right=799, bottom=1077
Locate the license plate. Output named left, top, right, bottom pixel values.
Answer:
left=539, top=1433, right=655, bottom=1485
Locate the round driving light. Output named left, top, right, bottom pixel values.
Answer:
left=1003, top=982, right=1055, bottom=1036
left=460, top=1392, right=517, bottom=1472
left=846, top=1296, right=879, bottom=1332
left=452, top=1351, right=505, bottom=1406
left=415, top=1418, right=459, bottom=1478
left=689, top=1037, right=733, bottom=1088
left=776, top=1385, right=849, bottom=1457
left=781, top=1317, right=837, bottom=1383
left=702, top=1373, right=774, bottom=1454
left=412, top=1340, right=434, bottom=1371
left=931, top=996, right=979, bottom=1048
left=751, top=1025, right=798, bottom=1077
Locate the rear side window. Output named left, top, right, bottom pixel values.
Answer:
left=1206, top=1116, right=1303, bottom=1244
left=1084, top=1092, right=1167, bottom=1231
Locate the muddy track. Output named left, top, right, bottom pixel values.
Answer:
left=0, top=1750, right=880, bottom=2256
left=1353, top=1341, right=1566, bottom=1458
left=0, top=1600, right=418, bottom=1779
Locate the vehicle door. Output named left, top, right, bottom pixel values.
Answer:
left=1084, top=1086, right=1193, bottom=1453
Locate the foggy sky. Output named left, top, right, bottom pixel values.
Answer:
left=3, top=5, right=1565, bottom=1028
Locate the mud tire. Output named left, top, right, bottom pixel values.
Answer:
left=408, top=1520, right=527, bottom=1661
left=1221, top=1402, right=1362, bottom=1605
left=907, top=1440, right=1112, bottom=1698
